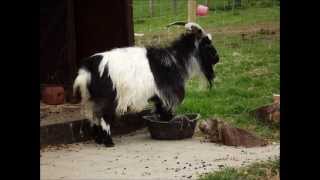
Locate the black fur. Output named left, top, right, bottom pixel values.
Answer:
left=80, top=55, right=116, bottom=146
left=197, top=36, right=220, bottom=88
left=146, top=33, right=219, bottom=120
left=76, top=28, right=220, bottom=145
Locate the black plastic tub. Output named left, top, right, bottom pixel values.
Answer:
left=143, top=113, right=200, bottom=140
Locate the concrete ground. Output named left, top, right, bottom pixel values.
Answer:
left=40, top=129, right=279, bottom=180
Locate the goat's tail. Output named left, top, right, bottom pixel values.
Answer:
left=73, top=68, right=91, bottom=102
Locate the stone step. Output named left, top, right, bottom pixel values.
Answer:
left=40, top=102, right=152, bottom=148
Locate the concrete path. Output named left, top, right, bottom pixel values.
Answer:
left=41, top=129, right=279, bottom=180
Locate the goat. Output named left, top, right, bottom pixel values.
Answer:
left=73, top=22, right=220, bottom=147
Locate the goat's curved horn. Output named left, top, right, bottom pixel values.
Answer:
left=185, top=22, right=205, bottom=34
left=166, top=21, right=187, bottom=28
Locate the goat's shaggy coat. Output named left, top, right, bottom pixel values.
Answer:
left=73, top=23, right=219, bottom=146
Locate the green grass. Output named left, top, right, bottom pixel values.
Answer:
left=133, top=1, right=280, bottom=141
left=198, top=158, right=279, bottom=180
left=175, top=31, right=279, bottom=140
left=133, top=0, right=279, bottom=33
left=133, top=2, right=280, bottom=178
left=197, top=6, right=279, bottom=28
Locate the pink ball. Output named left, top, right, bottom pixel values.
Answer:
left=196, top=5, right=209, bottom=16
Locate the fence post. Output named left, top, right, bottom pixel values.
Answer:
left=172, top=0, right=177, bottom=15
left=188, top=0, right=197, bottom=22
left=149, top=0, right=155, bottom=17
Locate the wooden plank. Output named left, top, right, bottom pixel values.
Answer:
left=124, top=0, right=135, bottom=46
left=66, top=0, right=77, bottom=84
left=188, top=0, right=197, bottom=22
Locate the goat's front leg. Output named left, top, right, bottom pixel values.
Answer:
left=152, top=96, right=174, bottom=121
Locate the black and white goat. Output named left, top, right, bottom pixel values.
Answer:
left=73, top=22, right=219, bottom=146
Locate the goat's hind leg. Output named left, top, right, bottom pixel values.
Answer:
left=100, top=117, right=114, bottom=147
left=90, top=102, right=114, bottom=147
left=92, top=123, right=103, bottom=144
left=91, top=117, right=114, bottom=147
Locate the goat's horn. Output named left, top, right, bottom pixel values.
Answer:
left=185, top=22, right=205, bottom=34
left=166, top=21, right=187, bottom=28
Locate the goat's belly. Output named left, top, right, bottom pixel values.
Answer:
left=115, top=79, right=156, bottom=114
left=99, top=47, right=158, bottom=114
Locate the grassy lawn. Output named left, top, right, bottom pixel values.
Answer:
left=133, top=0, right=279, bottom=33
left=133, top=0, right=280, bottom=141
left=177, top=31, right=280, bottom=140
left=198, top=158, right=279, bottom=180
left=133, top=1, right=280, bottom=179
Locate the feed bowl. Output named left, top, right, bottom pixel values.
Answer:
left=143, top=113, right=200, bottom=140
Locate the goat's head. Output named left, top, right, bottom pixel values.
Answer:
left=168, top=22, right=219, bottom=88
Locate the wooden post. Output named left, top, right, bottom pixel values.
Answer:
left=172, top=0, right=177, bottom=15
left=235, top=0, right=241, bottom=7
left=124, top=0, right=134, bottom=46
left=207, top=0, right=212, bottom=10
left=149, top=0, right=155, bottom=17
left=188, top=0, right=197, bottom=22
left=66, top=0, right=77, bottom=84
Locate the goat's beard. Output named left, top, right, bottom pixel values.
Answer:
left=187, top=72, right=213, bottom=91
left=187, top=59, right=214, bottom=90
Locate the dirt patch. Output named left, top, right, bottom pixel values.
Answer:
left=41, top=129, right=279, bottom=180
left=135, top=22, right=279, bottom=46
left=206, top=22, right=279, bottom=36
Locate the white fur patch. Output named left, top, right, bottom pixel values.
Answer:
left=188, top=55, right=208, bottom=89
left=98, top=47, right=158, bottom=115
left=98, top=54, right=109, bottom=77
left=185, top=22, right=205, bottom=33
left=101, top=118, right=111, bottom=135
left=73, top=69, right=91, bottom=101
left=73, top=69, right=100, bottom=125
left=207, top=33, right=212, bottom=41
left=188, top=55, right=204, bottom=79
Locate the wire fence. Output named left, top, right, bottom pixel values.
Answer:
left=133, top=0, right=280, bottom=46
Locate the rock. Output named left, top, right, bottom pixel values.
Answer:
left=199, top=119, right=268, bottom=147
left=251, top=95, right=280, bottom=124
left=273, top=94, right=280, bottom=104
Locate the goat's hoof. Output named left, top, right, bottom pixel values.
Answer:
left=94, top=137, right=103, bottom=144
left=103, top=136, right=115, bottom=147
left=103, top=142, right=115, bottom=147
